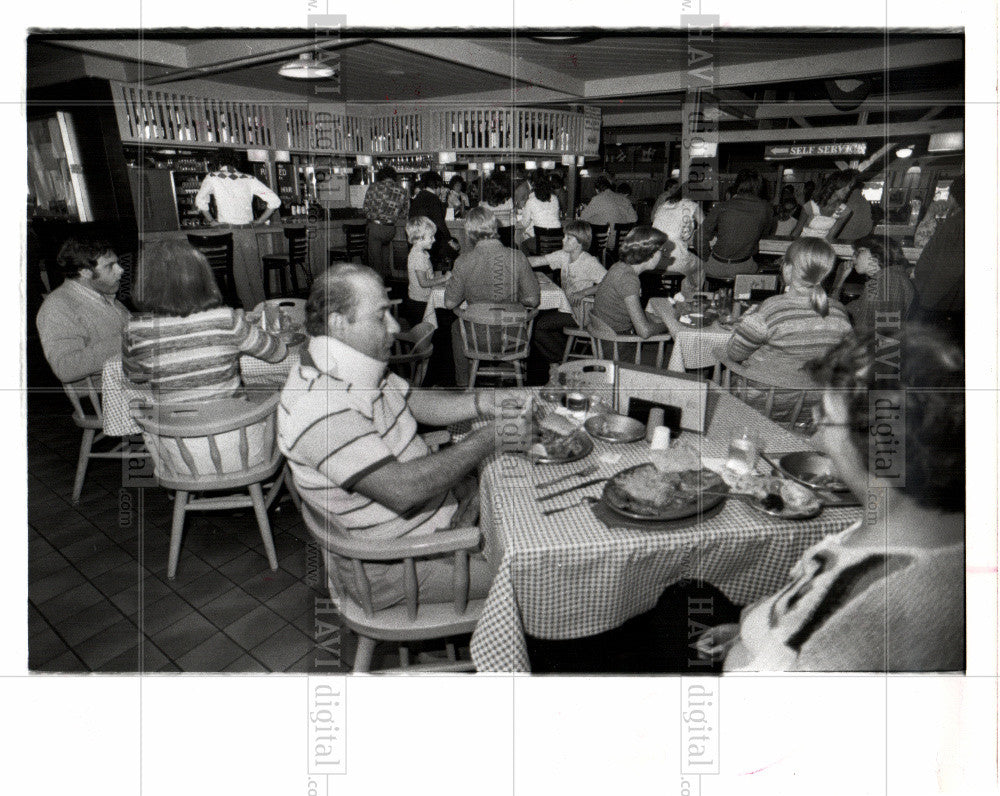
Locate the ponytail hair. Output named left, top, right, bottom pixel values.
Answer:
left=784, top=237, right=836, bottom=318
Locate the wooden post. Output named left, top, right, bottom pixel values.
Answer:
left=566, top=162, right=577, bottom=218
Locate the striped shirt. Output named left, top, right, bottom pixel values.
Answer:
left=277, top=335, right=457, bottom=545
left=725, top=292, right=852, bottom=374
left=123, top=307, right=287, bottom=402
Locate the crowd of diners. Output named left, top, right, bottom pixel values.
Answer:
left=33, top=157, right=966, bottom=672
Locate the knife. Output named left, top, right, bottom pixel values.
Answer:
left=535, top=476, right=609, bottom=502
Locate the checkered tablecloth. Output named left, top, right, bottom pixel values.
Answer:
left=100, top=352, right=300, bottom=437
left=422, top=272, right=573, bottom=327
left=469, top=388, right=861, bottom=672
left=646, top=296, right=733, bottom=372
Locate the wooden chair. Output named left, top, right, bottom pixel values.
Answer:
left=587, top=317, right=672, bottom=368
left=62, top=374, right=145, bottom=503
left=607, top=221, right=636, bottom=262
left=344, top=224, right=368, bottom=263
left=561, top=295, right=596, bottom=362
left=497, top=225, right=516, bottom=249
left=712, top=348, right=822, bottom=431
left=252, top=297, right=307, bottom=328
left=300, top=499, right=484, bottom=673
left=131, top=393, right=287, bottom=579
left=733, top=273, right=779, bottom=301
left=260, top=225, right=309, bottom=298
left=534, top=226, right=564, bottom=255
left=388, top=321, right=435, bottom=387
left=588, top=223, right=610, bottom=260
left=388, top=238, right=410, bottom=283
left=639, top=271, right=684, bottom=304
left=457, top=303, right=538, bottom=388
left=187, top=232, right=238, bottom=306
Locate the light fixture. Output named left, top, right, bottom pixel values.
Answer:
left=541, top=160, right=556, bottom=170
left=524, top=161, right=538, bottom=170
left=278, top=53, right=337, bottom=80
left=895, top=146, right=913, bottom=159
left=783, top=168, right=795, bottom=177
left=438, top=152, right=457, bottom=164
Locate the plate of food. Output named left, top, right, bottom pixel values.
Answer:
left=775, top=451, right=850, bottom=493
left=725, top=470, right=823, bottom=519
left=602, top=463, right=729, bottom=521
left=584, top=413, right=646, bottom=444
left=676, top=304, right=720, bottom=328
left=528, top=411, right=594, bottom=464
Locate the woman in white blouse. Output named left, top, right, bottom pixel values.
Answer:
left=518, top=173, right=562, bottom=255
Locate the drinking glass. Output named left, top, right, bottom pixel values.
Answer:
left=726, top=426, right=759, bottom=474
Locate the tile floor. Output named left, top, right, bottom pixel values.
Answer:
left=26, top=391, right=435, bottom=673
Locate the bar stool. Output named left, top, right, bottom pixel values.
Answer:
left=534, top=226, right=564, bottom=255
left=344, top=224, right=368, bottom=263
left=260, top=226, right=308, bottom=298
left=187, top=232, right=238, bottom=305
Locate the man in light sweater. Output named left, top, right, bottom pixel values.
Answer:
left=36, top=238, right=129, bottom=386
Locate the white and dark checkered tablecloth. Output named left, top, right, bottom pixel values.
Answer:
left=647, top=296, right=733, bottom=372
left=100, top=353, right=299, bottom=437
left=469, top=388, right=862, bottom=673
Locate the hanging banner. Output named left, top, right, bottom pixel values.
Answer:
left=581, top=106, right=602, bottom=156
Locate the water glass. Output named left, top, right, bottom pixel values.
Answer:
left=726, top=426, right=759, bottom=474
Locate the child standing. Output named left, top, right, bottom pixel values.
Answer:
left=403, top=216, right=449, bottom=329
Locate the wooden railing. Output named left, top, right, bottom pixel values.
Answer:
left=112, top=82, right=589, bottom=156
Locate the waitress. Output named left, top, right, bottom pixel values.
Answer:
left=194, top=150, right=282, bottom=309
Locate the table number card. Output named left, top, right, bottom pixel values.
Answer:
left=615, top=364, right=710, bottom=434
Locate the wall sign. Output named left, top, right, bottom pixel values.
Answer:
left=765, top=142, right=868, bottom=159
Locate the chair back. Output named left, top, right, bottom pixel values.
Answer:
left=62, top=374, right=104, bottom=428
left=300, top=500, right=481, bottom=622
left=733, top=273, right=778, bottom=301
left=558, top=358, right=616, bottom=404
left=131, top=393, right=282, bottom=489
left=534, top=226, right=564, bottom=255
left=712, top=349, right=821, bottom=431
left=611, top=221, right=636, bottom=248
left=253, top=298, right=307, bottom=327
left=589, top=223, right=610, bottom=256
left=497, top=225, right=515, bottom=249
left=282, top=225, right=309, bottom=267
left=586, top=317, right=669, bottom=368
left=388, top=321, right=435, bottom=387
left=344, top=224, right=368, bottom=262
left=187, top=232, right=238, bottom=305
left=389, top=239, right=410, bottom=281
left=457, top=303, right=536, bottom=362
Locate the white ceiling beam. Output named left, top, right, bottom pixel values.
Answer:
left=48, top=39, right=192, bottom=69
left=383, top=38, right=585, bottom=97
left=715, top=118, right=961, bottom=143
left=583, top=38, right=962, bottom=99
left=406, top=85, right=578, bottom=106
left=600, top=91, right=963, bottom=128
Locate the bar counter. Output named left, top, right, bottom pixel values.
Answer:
left=140, top=218, right=469, bottom=308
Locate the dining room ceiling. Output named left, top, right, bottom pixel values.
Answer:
left=27, top=30, right=963, bottom=133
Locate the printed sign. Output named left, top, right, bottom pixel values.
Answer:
left=765, top=142, right=868, bottom=159
left=581, top=106, right=602, bottom=156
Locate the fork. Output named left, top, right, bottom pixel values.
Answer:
left=535, top=464, right=599, bottom=490
left=541, top=496, right=599, bottom=517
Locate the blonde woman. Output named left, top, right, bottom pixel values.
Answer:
left=726, top=237, right=851, bottom=372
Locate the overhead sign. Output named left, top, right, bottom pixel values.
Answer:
left=581, top=106, right=602, bottom=156
left=765, top=142, right=868, bottom=159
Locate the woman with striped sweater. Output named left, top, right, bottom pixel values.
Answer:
left=724, top=237, right=851, bottom=422
left=124, top=240, right=287, bottom=403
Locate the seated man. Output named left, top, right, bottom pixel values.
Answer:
left=528, top=220, right=607, bottom=364
left=278, top=263, right=529, bottom=611
left=36, top=237, right=129, bottom=385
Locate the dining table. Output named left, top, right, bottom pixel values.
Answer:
left=646, top=296, right=734, bottom=372
left=100, top=348, right=302, bottom=437
left=421, top=271, right=573, bottom=328
left=469, top=385, right=862, bottom=673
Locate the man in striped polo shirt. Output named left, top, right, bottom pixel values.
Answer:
left=278, top=263, right=529, bottom=611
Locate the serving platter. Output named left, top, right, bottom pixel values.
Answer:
left=775, top=451, right=850, bottom=493
left=584, top=413, right=645, bottom=444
